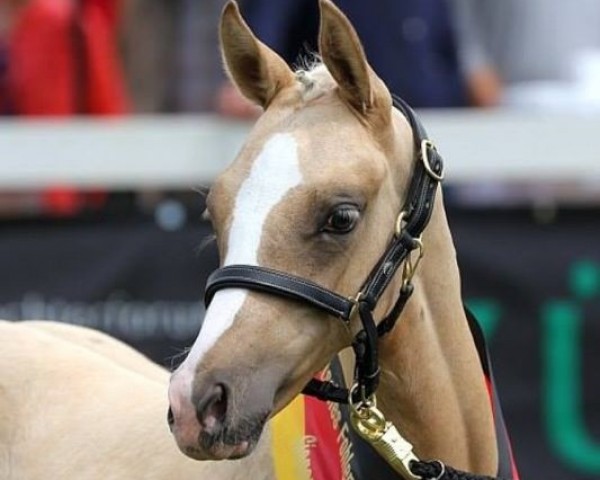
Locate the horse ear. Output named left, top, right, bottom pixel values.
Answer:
left=219, top=1, right=295, bottom=108
left=318, top=0, right=389, bottom=115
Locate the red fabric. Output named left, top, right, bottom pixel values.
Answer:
left=305, top=395, right=344, bottom=480
left=86, top=0, right=121, bottom=30
left=42, top=187, right=82, bottom=216
left=5, top=0, right=128, bottom=116
left=485, top=374, right=520, bottom=480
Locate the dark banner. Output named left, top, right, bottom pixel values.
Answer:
left=1, top=208, right=599, bottom=480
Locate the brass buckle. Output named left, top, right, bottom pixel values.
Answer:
left=421, top=139, right=444, bottom=181
left=394, top=211, right=407, bottom=238
left=395, top=212, right=425, bottom=287
left=347, top=291, right=364, bottom=321
left=402, top=237, right=424, bottom=288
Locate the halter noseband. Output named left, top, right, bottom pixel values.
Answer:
left=204, top=98, right=444, bottom=405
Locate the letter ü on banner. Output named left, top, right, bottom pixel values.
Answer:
left=543, top=261, right=600, bottom=475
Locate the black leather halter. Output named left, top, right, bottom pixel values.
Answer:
left=204, top=98, right=444, bottom=404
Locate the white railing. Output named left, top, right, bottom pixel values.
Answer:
left=1, top=110, right=599, bottom=189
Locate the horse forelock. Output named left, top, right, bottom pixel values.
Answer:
left=293, top=61, right=336, bottom=104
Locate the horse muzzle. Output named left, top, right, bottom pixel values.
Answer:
left=168, top=367, right=273, bottom=460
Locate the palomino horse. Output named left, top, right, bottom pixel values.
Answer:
left=0, top=320, right=273, bottom=479
left=169, top=0, right=515, bottom=479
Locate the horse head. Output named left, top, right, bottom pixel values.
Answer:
left=168, top=0, right=419, bottom=461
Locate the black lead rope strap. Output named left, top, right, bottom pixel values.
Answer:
left=204, top=98, right=443, bottom=405
left=409, top=460, right=509, bottom=480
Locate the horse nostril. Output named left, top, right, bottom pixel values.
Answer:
left=196, top=383, right=228, bottom=432
left=167, top=407, right=175, bottom=431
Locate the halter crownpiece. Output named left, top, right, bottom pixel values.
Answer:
left=204, top=97, right=444, bottom=405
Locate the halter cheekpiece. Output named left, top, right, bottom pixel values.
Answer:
left=204, top=97, right=444, bottom=406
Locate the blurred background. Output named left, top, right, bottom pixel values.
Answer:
left=1, top=0, right=599, bottom=478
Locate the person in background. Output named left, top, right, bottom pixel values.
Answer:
left=175, top=0, right=228, bottom=112
left=451, top=0, right=600, bottom=109
left=217, top=0, right=468, bottom=117
left=118, top=0, right=180, bottom=113
left=0, top=0, right=128, bottom=217
left=0, top=0, right=129, bottom=116
left=0, top=31, right=11, bottom=114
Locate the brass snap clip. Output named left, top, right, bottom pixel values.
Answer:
left=349, top=384, right=421, bottom=480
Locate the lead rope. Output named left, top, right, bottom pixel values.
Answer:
left=410, top=461, right=507, bottom=480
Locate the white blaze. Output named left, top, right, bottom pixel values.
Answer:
left=182, top=133, right=302, bottom=371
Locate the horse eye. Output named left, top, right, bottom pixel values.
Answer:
left=323, top=205, right=360, bottom=234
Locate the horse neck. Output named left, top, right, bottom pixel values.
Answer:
left=373, top=196, right=499, bottom=475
